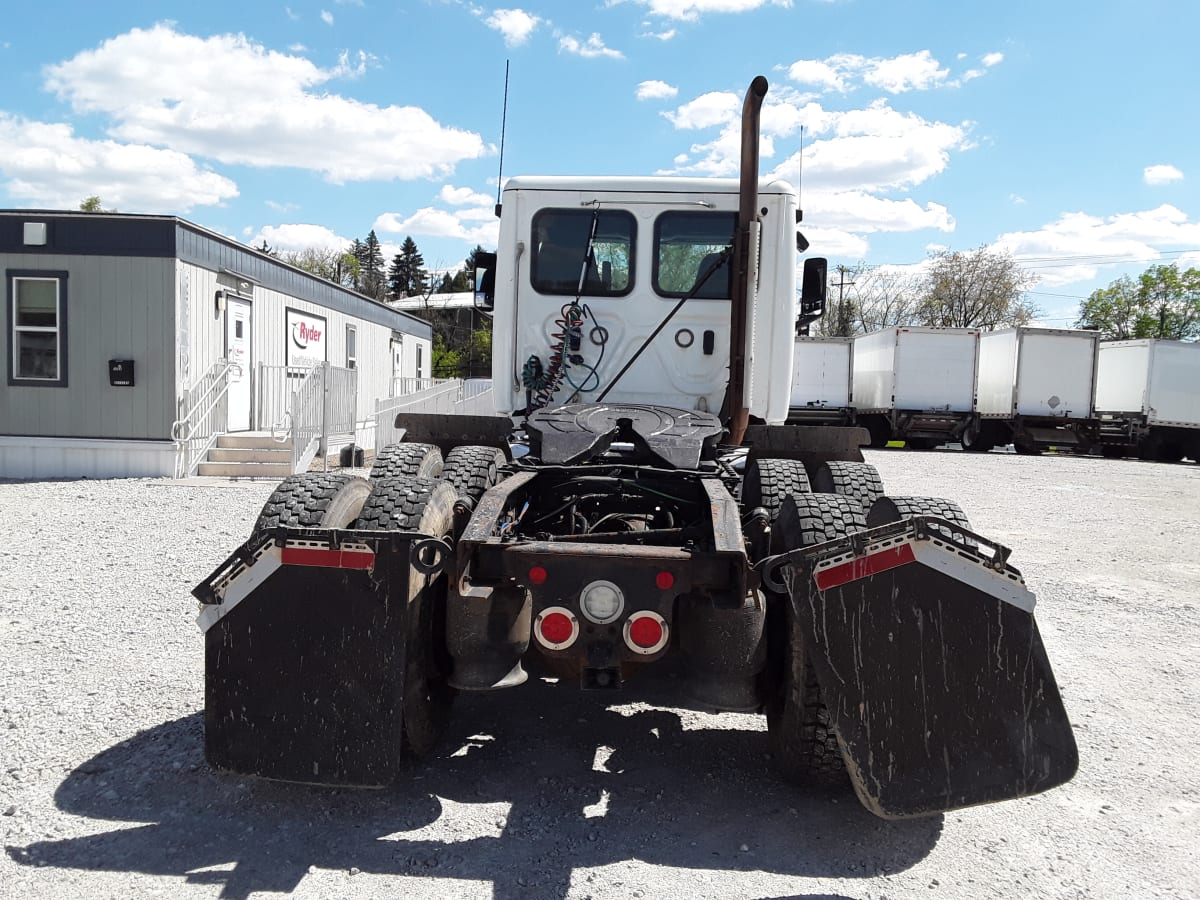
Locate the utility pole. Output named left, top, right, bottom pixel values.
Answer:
left=834, top=265, right=856, bottom=337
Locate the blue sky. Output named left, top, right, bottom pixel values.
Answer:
left=1, top=0, right=1197, bottom=325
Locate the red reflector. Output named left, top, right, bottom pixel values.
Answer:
left=655, top=570, right=675, bottom=590
left=280, top=547, right=375, bottom=571
left=529, top=565, right=548, bottom=585
left=629, top=616, right=664, bottom=649
left=539, top=611, right=573, bottom=644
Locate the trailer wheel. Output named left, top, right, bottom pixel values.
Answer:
left=741, top=458, right=812, bottom=523
left=439, top=445, right=507, bottom=505
left=812, top=461, right=885, bottom=513
left=961, top=423, right=997, bottom=453
left=867, top=495, right=972, bottom=536
left=863, top=415, right=891, bottom=449
left=766, top=494, right=866, bottom=787
left=355, top=476, right=458, bottom=757
left=251, top=472, right=372, bottom=539
left=905, top=437, right=941, bottom=451
left=1101, top=445, right=1128, bottom=459
left=1013, top=440, right=1042, bottom=456
left=370, top=442, right=444, bottom=480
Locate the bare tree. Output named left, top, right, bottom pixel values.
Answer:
left=917, top=246, right=1038, bottom=329
left=852, top=265, right=925, bottom=333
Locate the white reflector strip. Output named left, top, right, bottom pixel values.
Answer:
left=196, top=545, right=283, bottom=633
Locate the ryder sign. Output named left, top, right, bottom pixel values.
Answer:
left=286, top=308, right=327, bottom=369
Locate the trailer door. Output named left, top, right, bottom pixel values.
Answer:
left=224, top=297, right=252, bottom=432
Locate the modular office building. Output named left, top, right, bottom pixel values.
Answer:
left=1, top=210, right=432, bottom=479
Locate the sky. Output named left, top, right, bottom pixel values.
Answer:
left=1, top=0, right=1197, bottom=326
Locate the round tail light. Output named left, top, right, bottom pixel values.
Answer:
left=534, top=606, right=578, bottom=650
left=580, top=579, right=624, bottom=624
left=624, top=611, right=669, bottom=655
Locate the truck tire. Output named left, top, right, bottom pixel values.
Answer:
left=961, top=424, right=996, bottom=453
left=354, top=476, right=457, bottom=757
left=766, top=494, right=866, bottom=787
left=1101, top=444, right=1129, bottom=459
left=906, top=437, right=941, bottom=451
left=1013, top=440, right=1042, bottom=456
left=741, top=458, right=812, bottom=523
left=251, top=472, right=372, bottom=539
left=867, top=495, right=972, bottom=533
left=812, top=460, right=885, bottom=513
left=439, top=445, right=507, bottom=506
left=863, top=415, right=891, bottom=449
left=370, top=442, right=444, bottom=480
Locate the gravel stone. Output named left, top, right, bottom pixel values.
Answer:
left=0, top=455, right=1197, bottom=899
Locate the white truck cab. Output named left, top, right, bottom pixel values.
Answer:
left=483, top=176, right=803, bottom=425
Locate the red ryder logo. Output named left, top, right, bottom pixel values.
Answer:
left=292, top=321, right=322, bottom=349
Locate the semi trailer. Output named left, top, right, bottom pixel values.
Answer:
left=1094, top=339, right=1200, bottom=462
left=787, top=336, right=853, bottom=425
left=970, top=327, right=1102, bottom=455
left=850, top=326, right=980, bottom=449
left=193, top=77, right=1077, bottom=820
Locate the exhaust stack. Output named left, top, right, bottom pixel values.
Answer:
left=726, top=75, right=768, bottom=446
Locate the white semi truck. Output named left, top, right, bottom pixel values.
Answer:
left=192, top=77, right=1077, bottom=819
left=1094, top=339, right=1200, bottom=462
left=850, top=326, right=980, bottom=449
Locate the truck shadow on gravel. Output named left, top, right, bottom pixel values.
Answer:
left=7, top=677, right=941, bottom=899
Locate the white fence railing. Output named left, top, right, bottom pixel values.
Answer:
left=258, top=362, right=358, bottom=473
left=374, top=378, right=496, bottom=449
left=171, top=358, right=240, bottom=478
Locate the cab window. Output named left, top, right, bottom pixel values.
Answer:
left=531, top=209, right=635, bottom=297
left=653, top=211, right=735, bottom=300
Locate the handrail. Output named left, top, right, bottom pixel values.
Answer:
left=171, top=359, right=241, bottom=478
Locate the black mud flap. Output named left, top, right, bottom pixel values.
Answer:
left=192, top=528, right=450, bottom=786
left=760, top=517, right=1078, bottom=818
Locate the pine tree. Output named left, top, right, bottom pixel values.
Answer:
left=348, top=238, right=365, bottom=291
left=361, top=230, right=386, bottom=299
left=388, top=236, right=427, bottom=299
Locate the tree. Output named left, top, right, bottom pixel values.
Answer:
left=388, top=236, right=428, bottom=299
left=1076, top=263, right=1200, bottom=340
left=916, top=246, right=1037, bottom=329
left=359, top=230, right=386, bottom=300
left=79, top=196, right=115, bottom=213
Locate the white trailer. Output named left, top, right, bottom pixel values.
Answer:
left=851, top=327, right=980, bottom=448
left=788, top=336, right=852, bottom=423
left=1094, top=339, right=1200, bottom=462
left=969, top=327, right=1101, bottom=454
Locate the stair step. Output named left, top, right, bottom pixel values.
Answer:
left=197, top=461, right=294, bottom=478
left=216, top=433, right=292, bottom=450
left=208, top=448, right=294, bottom=464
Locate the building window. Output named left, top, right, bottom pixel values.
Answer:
left=416, top=343, right=424, bottom=378
left=531, top=208, right=635, bottom=297
left=653, top=211, right=735, bottom=300
left=345, top=324, right=357, bottom=370
left=8, top=271, right=68, bottom=387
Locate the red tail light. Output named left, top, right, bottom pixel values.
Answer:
left=533, top=606, right=578, bottom=650
left=624, top=611, right=669, bottom=655
left=655, top=570, right=675, bottom=590
left=528, top=565, right=548, bottom=585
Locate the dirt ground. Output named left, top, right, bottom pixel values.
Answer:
left=1, top=449, right=1197, bottom=899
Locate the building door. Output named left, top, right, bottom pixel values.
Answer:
left=224, top=297, right=252, bottom=432
left=390, top=337, right=404, bottom=395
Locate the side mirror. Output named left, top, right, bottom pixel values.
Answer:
left=474, top=251, right=497, bottom=313
left=800, top=257, right=827, bottom=317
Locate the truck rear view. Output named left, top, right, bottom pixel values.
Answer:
left=192, top=76, right=1078, bottom=821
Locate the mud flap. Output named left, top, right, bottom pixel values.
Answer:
left=760, top=517, right=1078, bottom=818
left=192, top=528, right=449, bottom=786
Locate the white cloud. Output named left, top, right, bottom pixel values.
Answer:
left=803, top=227, right=869, bottom=258
left=251, top=223, right=348, bottom=252
left=43, top=25, right=487, bottom=183
left=439, top=184, right=493, bottom=206
left=663, top=90, right=739, bottom=129
left=786, top=59, right=847, bottom=92
left=636, top=80, right=678, bottom=101
left=862, top=50, right=950, bottom=93
left=642, top=29, right=677, bottom=40
left=1144, top=164, right=1183, bottom=186
left=994, top=205, right=1200, bottom=286
left=808, top=190, right=954, bottom=234
left=374, top=206, right=499, bottom=247
left=559, top=33, right=624, bottom=60
left=484, top=9, right=541, bottom=47
left=285, top=7, right=300, bottom=21
left=982, top=51, right=1004, bottom=67
left=0, top=113, right=238, bottom=212
left=320, top=10, right=334, bottom=25
left=1010, top=193, right=1027, bottom=205
left=612, top=0, right=792, bottom=23
left=288, top=43, right=307, bottom=52
left=785, top=50, right=995, bottom=95
left=335, top=0, right=364, bottom=5
left=265, top=199, right=300, bottom=213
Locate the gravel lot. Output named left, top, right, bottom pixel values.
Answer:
left=1, top=451, right=1198, bottom=900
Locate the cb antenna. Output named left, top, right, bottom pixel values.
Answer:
left=797, top=124, right=804, bottom=223
left=495, top=60, right=510, bottom=217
